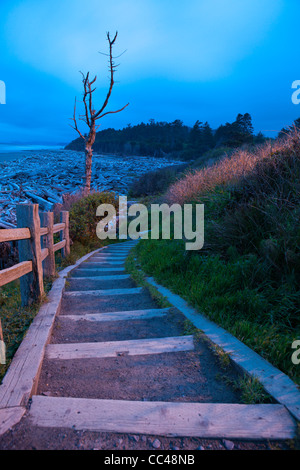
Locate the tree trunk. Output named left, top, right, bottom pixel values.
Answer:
left=84, top=146, right=93, bottom=195
left=84, top=124, right=96, bottom=195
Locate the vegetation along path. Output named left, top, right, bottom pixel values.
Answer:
left=0, top=241, right=297, bottom=450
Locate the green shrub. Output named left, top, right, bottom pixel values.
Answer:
left=69, top=191, right=118, bottom=245
left=128, top=164, right=189, bottom=198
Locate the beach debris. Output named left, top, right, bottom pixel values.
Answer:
left=0, top=149, right=181, bottom=226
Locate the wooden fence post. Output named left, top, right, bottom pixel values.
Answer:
left=17, top=204, right=44, bottom=306
left=60, top=211, right=70, bottom=258
left=41, top=211, right=55, bottom=277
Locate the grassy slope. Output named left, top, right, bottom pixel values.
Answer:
left=134, top=132, right=300, bottom=385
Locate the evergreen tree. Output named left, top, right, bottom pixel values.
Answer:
left=189, top=120, right=203, bottom=147
left=202, top=121, right=215, bottom=150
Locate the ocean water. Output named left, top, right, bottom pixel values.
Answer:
left=0, top=144, right=64, bottom=152
left=0, top=144, right=64, bottom=163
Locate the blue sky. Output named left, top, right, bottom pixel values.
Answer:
left=0, top=0, right=300, bottom=144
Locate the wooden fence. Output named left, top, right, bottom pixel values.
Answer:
left=0, top=204, right=70, bottom=307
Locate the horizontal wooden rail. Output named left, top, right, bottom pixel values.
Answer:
left=0, top=204, right=70, bottom=306
left=0, top=261, right=33, bottom=287
left=40, top=227, right=48, bottom=236
left=41, top=248, right=49, bottom=262
left=53, top=239, right=66, bottom=252
left=53, top=223, right=65, bottom=234
left=0, top=227, right=31, bottom=243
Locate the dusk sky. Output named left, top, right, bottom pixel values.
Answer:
left=0, top=0, right=300, bottom=145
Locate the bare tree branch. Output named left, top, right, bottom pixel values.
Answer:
left=93, top=31, right=120, bottom=119
left=95, top=102, right=129, bottom=120
left=71, top=31, right=129, bottom=194
left=70, top=97, right=86, bottom=140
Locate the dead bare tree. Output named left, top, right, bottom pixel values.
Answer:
left=70, top=31, right=129, bottom=195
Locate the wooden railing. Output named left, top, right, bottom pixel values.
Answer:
left=0, top=204, right=70, bottom=307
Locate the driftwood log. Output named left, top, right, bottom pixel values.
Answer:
left=0, top=149, right=182, bottom=228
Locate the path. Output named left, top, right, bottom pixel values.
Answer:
left=0, top=241, right=296, bottom=450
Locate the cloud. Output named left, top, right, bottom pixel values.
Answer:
left=4, top=0, right=283, bottom=86
left=4, top=0, right=156, bottom=87
left=3, top=0, right=295, bottom=144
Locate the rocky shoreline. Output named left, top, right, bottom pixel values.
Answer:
left=0, top=150, right=181, bottom=227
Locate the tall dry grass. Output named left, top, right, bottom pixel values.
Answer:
left=165, top=131, right=300, bottom=205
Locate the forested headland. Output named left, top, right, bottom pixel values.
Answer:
left=65, top=113, right=266, bottom=160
